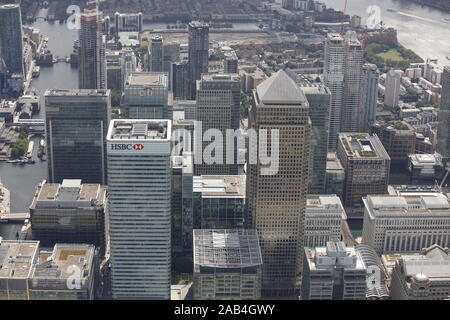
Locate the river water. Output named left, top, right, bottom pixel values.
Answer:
left=1, top=3, right=450, bottom=213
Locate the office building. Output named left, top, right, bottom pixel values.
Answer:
left=355, top=244, right=390, bottom=300
left=194, top=74, right=240, bottom=175
left=79, top=8, right=107, bottom=89
left=123, top=72, right=170, bottom=119
left=0, top=241, right=96, bottom=300
left=389, top=244, right=450, bottom=300
left=362, top=193, right=450, bottom=254
left=370, top=121, right=416, bottom=165
left=29, top=179, right=107, bottom=254
left=337, top=133, right=391, bottom=218
left=384, top=70, right=403, bottom=109
left=407, top=153, right=444, bottom=184
left=247, top=70, right=310, bottom=296
left=45, top=89, right=111, bottom=184
left=0, top=4, right=23, bottom=75
left=323, top=33, right=345, bottom=150
left=148, top=35, right=164, bottom=72
left=222, top=46, right=238, bottom=74
left=194, top=73, right=240, bottom=175
left=302, top=241, right=367, bottom=300
left=172, top=61, right=189, bottom=100
left=341, top=32, right=363, bottom=133
left=193, top=175, right=246, bottom=230
left=437, top=66, right=450, bottom=159
left=304, top=195, right=346, bottom=248
left=114, top=12, right=143, bottom=33
left=107, top=119, right=172, bottom=299
left=193, top=229, right=262, bottom=300
left=302, top=84, right=331, bottom=194
left=360, top=64, right=379, bottom=128
left=188, top=21, right=209, bottom=100
left=171, top=153, right=193, bottom=253
left=325, top=152, right=345, bottom=197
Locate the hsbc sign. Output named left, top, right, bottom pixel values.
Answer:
left=111, top=144, right=145, bottom=151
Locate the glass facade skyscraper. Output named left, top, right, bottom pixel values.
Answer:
left=45, top=89, right=111, bottom=184
left=0, top=4, right=24, bottom=75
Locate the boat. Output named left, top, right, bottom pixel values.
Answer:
left=7, top=160, right=19, bottom=164
left=387, top=8, right=398, bottom=12
left=32, top=66, right=40, bottom=78
left=443, top=18, right=450, bottom=23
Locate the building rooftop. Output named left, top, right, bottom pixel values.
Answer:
left=306, top=195, right=347, bottom=219
left=326, top=152, right=344, bottom=172
left=256, top=70, right=307, bottom=105
left=44, top=89, right=110, bottom=97
left=107, top=119, right=171, bottom=141
left=193, top=175, right=245, bottom=198
left=0, top=240, right=39, bottom=279
left=30, top=179, right=106, bottom=209
left=172, top=153, right=193, bottom=175
left=126, top=72, right=168, bottom=87
left=339, top=133, right=390, bottom=159
left=193, top=229, right=262, bottom=268
left=305, top=241, right=366, bottom=271
left=364, top=194, right=450, bottom=217
left=409, top=153, right=443, bottom=166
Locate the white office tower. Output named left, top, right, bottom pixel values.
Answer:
left=107, top=119, right=172, bottom=299
left=384, top=70, right=403, bottom=109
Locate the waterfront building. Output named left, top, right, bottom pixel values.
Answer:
left=370, top=121, right=416, bottom=165
left=187, top=21, right=209, bottom=100
left=302, top=241, right=367, bottom=300
left=29, top=179, right=107, bottom=255
left=325, top=152, right=345, bottom=197
left=384, top=70, right=403, bottom=109
left=247, top=70, right=310, bottom=296
left=0, top=4, right=23, bottom=75
left=360, top=64, right=379, bottom=128
left=107, top=119, right=172, bottom=299
left=302, top=84, right=331, bottom=194
left=362, top=193, right=450, bottom=254
left=79, top=8, right=107, bottom=90
left=304, top=195, right=346, bottom=248
left=193, top=175, right=245, bottom=230
left=114, top=12, right=143, bottom=33
left=123, top=72, right=170, bottom=120
left=0, top=241, right=96, bottom=300
left=389, top=245, right=450, bottom=300
left=437, top=66, right=450, bottom=159
left=193, top=229, right=262, bottom=300
left=45, top=89, right=111, bottom=185
left=194, top=73, right=240, bottom=175
left=337, top=133, right=390, bottom=218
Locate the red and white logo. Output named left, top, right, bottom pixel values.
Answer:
left=132, top=144, right=144, bottom=150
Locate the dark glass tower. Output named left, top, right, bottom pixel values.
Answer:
left=0, top=4, right=24, bottom=75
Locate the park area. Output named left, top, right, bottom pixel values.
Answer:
left=365, top=43, right=423, bottom=72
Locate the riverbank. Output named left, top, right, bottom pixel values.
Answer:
left=406, top=0, right=450, bottom=13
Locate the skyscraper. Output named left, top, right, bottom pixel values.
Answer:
left=360, top=64, right=380, bottom=128
left=0, top=4, right=23, bottom=75
left=79, top=8, right=107, bottom=90
left=324, top=32, right=363, bottom=149
left=188, top=21, right=209, bottom=100
left=148, top=35, right=164, bottom=72
left=341, top=32, right=363, bottom=133
left=247, top=70, right=310, bottom=296
left=437, top=66, right=450, bottom=159
left=107, top=119, right=172, bottom=299
left=302, top=84, right=331, bottom=194
left=45, top=89, right=111, bottom=184
left=323, top=34, right=345, bottom=151
left=194, top=74, right=240, bottom=175
left=384, top=69, right=403, bottom=109
left=123, top=72, right=169, bottom=119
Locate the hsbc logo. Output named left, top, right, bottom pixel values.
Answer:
left=111, top=144, right=145, bottom=151
left=133, top=144, right=144, bottom=150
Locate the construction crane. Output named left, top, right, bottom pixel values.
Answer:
left=340, top=0, right=348, bottom=35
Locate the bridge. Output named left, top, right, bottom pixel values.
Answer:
left=7, top=119, right=45, bottom=134
left=0, top=212, right=29, bottom=223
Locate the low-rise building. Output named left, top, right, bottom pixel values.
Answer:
left=325, top=152, right=345, bottom=197
left=362, top=194, right=450, bottom=254
left=302, top=241, right=367, bottom=300
left=193, top=229, right=262, bottom=300
left=407, top=153, right=444, bottom=184
left=304, top=195, right=346, bottom=248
